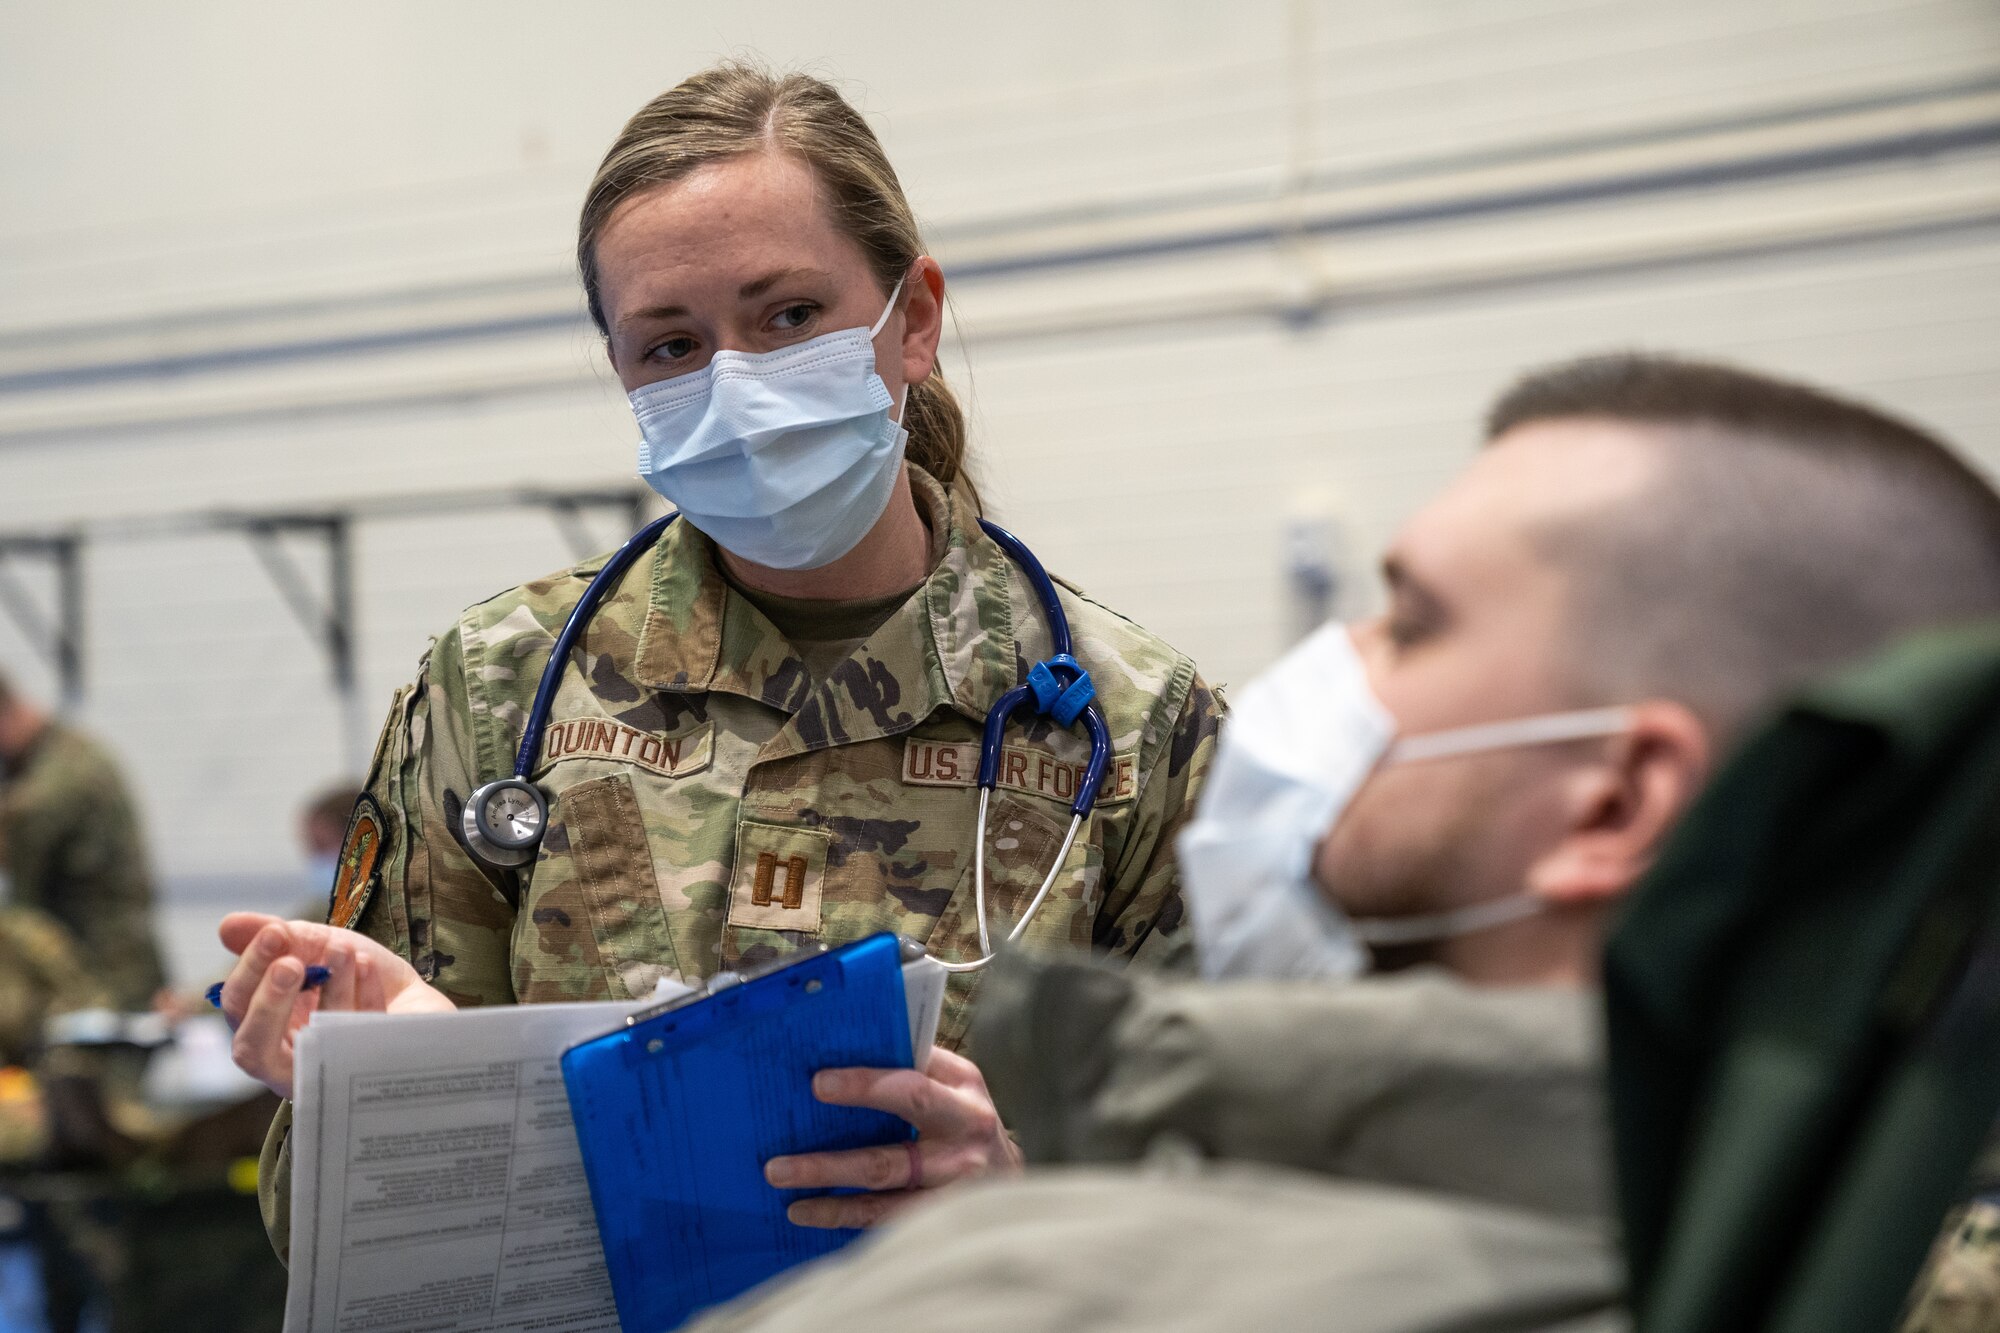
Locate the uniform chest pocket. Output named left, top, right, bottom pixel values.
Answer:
left=919, top=793, right=1107, bottom=1049
left=918, top=793, right=1108, bottom=958
left=513, top=772, right=685, bottom=1003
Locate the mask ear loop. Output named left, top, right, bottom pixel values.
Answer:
left=1344, top=704, right=1637, bottom=949
left=872, top=274, right=913, bottom=426
left=1386, top=706, right=1633, bottom=765
left=869, top=274, right=909, bottom=339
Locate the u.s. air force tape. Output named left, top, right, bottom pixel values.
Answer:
left=901, top=738, right=1138, bottom=805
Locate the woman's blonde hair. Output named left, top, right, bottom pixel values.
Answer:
left=580, top=63, right=977, bottom=512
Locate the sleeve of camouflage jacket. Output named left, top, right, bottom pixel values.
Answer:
left=350, top=626, right=521, bottom=1006
left=259, top=627, right=521, bottom=1264
left=259, top=1099, right=295, bottom=1263
left=1094, top=672, right=1223, bottom=972
left=0, top=738, right=162, bottom=1008
left=0, top=750, right=77, bottom=918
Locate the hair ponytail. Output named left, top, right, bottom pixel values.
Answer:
left=904, top=367, right=978, bottom=514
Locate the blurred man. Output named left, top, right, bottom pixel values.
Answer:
left=292, top=781, right=360, bottom=929
left=153, top=781, right=361, bottom=1026
left=0, top=907, right=100, bottom=1069
left=685, top=354, right=2000, bottom=1333
left=0, top=904, right=102, bottom=1165
left=296, top=783, right=358, bottom=899
left=0, top=673, right=165, bottom=1011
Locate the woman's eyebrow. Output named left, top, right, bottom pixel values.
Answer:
left=738, top=266, right=836, bottom=299
left=616, top=303, right=687, bottom=330
left=614, top=268, right=838, bottom=330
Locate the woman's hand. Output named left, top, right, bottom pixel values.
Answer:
left=216, top=912, right=456, bottom=1099
left=762, top=1046, right=1024, bottom=1229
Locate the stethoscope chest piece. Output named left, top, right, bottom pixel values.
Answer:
left=463, top=777, right=548, bottom=868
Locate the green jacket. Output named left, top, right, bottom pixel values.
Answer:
left=0, top=721, right=165, bottom=1010
left=1607, top=622, right=2000, bottom=1333
left=690, top=961, right=1626, bottom=1333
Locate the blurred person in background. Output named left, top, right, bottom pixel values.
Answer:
left=0, top=672, right=164, bottom=1014
left=0, top=908, right=106, bottom=1212
left=152, top=781, right=360, bottom=1027
left=682, top=353, right=2000, bottom=1333
left=0, top=674, right=151, bottom=1333
left=0, top=776, right=312, bottom=1333
left=219, top=61, right=1222, bottom=1259
left=0, top=910, right=109, bottom=1333
left=296, top=782, right=360, bottom=901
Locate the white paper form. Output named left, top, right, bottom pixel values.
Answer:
left=284, top=958, right=950, bottom=1333
left=286, top=996, right=672, bottom=1333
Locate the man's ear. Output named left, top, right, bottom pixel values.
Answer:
left=899, top=256, right=946, bottom=388
left=1524, top=700, right=1712, bottom=908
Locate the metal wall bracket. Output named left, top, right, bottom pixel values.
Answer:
left=0, top=485, right=654, bottom=739
left=533, top=489, right=651, bottom=561
left=0, top=535, right=83, bottom=708
left=237, top=515, right=355, bottom=694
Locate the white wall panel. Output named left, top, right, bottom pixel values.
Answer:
left=970, top=223, right=2000, bottom=696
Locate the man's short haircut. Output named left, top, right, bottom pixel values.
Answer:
left=1487, top=353, right=2000, bottom=733
left=302, top=781, right=362, bottom=836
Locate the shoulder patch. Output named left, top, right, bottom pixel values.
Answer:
left=328, top=793, right=386, bottom=930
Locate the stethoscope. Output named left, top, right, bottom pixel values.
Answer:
left=463, top=514, right=1111, bottom=973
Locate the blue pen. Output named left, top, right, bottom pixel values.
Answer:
left=206, top=964, right=331, bottom=1009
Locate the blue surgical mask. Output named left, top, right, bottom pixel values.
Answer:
left=307, top=853, right=340, bottom=892
left=630, top=278, right=909, bottom=570
left=1179, top=623, right=1633, bottom=981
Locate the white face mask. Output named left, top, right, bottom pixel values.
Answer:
left=1177, top=623, right=1632, bottom=981
left=630, top=277, right=909, bottom=571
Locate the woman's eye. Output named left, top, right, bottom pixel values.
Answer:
left=772, top=303, right=817, bottom=332
left=649, top=336, right=698, bottom=363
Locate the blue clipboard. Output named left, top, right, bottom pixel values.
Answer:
left=560, top=933, right=916, bottom=1332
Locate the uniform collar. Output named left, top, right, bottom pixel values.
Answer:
left=633, top=466, right=1023, bottom=756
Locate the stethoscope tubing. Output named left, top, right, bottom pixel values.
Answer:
left=973, top=520, right=1114, bottom=819
left=513, top=513, right=680, bottom=779
left=501, top=510, right=1105, bottom=970
left=934, top=789, right=1088, bottom=974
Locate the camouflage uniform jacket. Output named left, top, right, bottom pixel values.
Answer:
left=0, top=904, right=103, bottom=1066
left=1902, top=1197, right=2000, bottom=1333
left=0, top=722, right=165, bottom=1010
left=257, top=467, right=1221, bottom=1260
left=345, top=465, right=1219, bottom=1033
left=1899, top=1134, right=2000, bottom=1333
